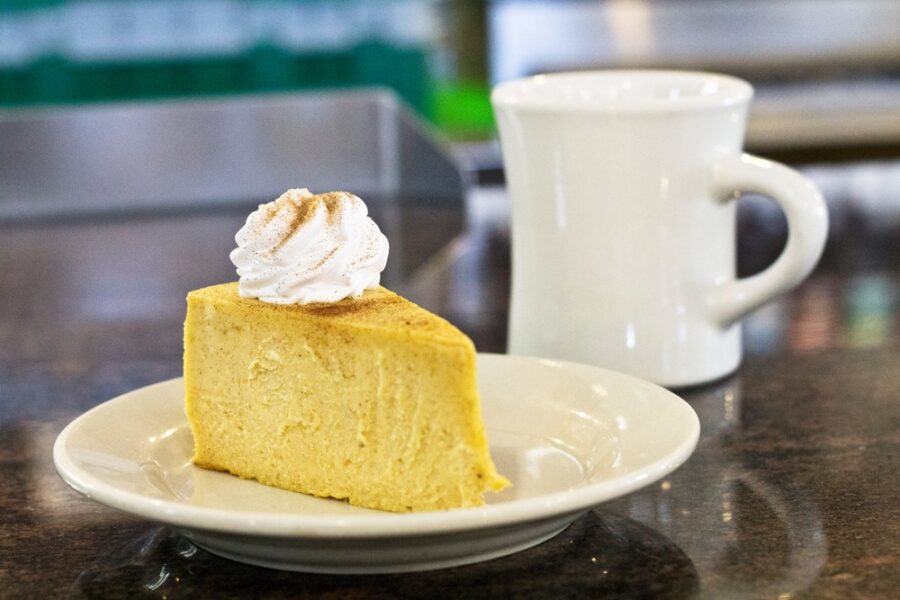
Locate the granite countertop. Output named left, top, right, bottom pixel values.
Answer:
left=1, top=199, right=898, bottom=598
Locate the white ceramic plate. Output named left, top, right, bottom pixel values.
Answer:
left=54, top=354, right=699, bottom=574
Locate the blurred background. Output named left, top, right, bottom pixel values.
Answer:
left=2, top=0, right=899, bottom=357
left=3, top=0, right=900, bottom=146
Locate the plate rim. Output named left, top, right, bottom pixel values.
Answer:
left=53, top=353, right=700, bottom=539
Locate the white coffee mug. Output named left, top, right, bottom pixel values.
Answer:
left=492, top=71, right=828, bottom=387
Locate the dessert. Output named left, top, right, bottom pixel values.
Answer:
left=184, top=189, right=508, bottom=512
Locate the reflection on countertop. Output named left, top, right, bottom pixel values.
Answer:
left=66, top=514, right=699, bottom=599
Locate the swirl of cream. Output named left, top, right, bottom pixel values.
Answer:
left=229, top=189, right=389, bottom=304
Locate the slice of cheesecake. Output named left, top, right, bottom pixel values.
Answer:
left=184, top=282, right=509, bottom=512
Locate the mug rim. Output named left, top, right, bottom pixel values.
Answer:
left=491, top=70, right=753, bottom=113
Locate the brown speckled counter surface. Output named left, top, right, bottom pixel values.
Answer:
left=1, top=202, right=898, bottom=599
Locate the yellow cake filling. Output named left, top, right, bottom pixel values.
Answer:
left=184, top=282, right=509, bottom=512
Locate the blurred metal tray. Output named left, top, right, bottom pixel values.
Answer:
left=0, top=90, right=468, bottom=284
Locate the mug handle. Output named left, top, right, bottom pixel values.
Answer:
left=708, top=153, right=829, bottom=326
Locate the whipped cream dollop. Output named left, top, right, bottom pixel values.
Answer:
left=230, top=189, right=389, bottom=304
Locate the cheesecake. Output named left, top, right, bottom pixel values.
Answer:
left=183, top=190, right=508, bottom=511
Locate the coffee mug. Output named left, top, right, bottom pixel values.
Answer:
left=492, top=71, right=828, bottom=387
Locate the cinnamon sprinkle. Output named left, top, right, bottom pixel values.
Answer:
left=267, top=191, right=350, bottom=253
